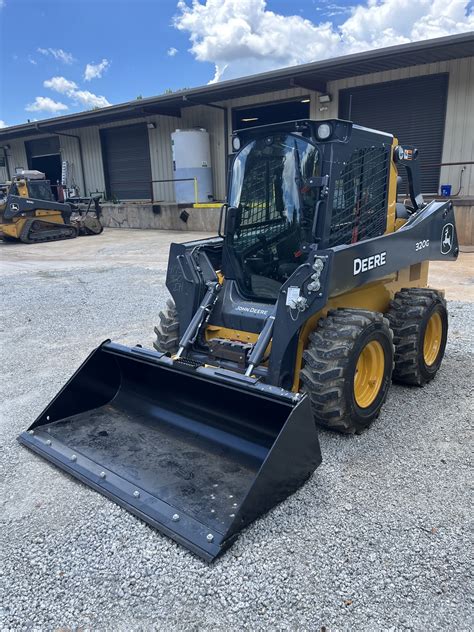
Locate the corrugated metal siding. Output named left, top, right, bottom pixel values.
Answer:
left=325, top=57, right=474, bottom=195
left=440, top=57, right=474, bottom=196
left=58, top=133, right=85, bottom=193
left=4, top=57, right=470, bottom=202
left=338, top=74, right=449, bottom=193
left=6, top=138, right=28, bottom=174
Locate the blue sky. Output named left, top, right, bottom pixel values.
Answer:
left=0, top=0, right=472, bottom=127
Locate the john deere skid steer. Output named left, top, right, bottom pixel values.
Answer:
left=0, top=170, right=103, bottom=243
left=18, top=119, right=458, bottom=560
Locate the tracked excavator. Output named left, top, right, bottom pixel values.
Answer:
left=0, top=170, right=102, bottom=243
left=19, top=119, right=458, bottom=560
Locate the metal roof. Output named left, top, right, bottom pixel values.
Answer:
left=1, top=32, right=473, bottom=141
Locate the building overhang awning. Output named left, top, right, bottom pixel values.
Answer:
left=0, top=32, right=473, bottom=141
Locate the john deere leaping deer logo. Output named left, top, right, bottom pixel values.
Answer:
left=9, top=202, right=19, bottom=212
left=441, top=223, right=454, bottom=255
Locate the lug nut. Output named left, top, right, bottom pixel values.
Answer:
left=172, top=513, right=180, bottom=521
left=206, top=533, right=214, bottom=543
left=133, top=490, right=140, bottom=498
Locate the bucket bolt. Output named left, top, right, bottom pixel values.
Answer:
left=172, top=514, right=180, bottom=522
left=70, top=454, right=77, bottom=462
left=133, top=490, right=140, bottom=498
left=206, top=534, right=214, bottom=543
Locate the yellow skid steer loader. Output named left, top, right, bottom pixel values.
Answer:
left=18, top=120, right=458, bottom=560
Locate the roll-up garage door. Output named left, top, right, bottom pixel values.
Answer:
left=339, top=74, right=448, bottom=194
left=101, top=124, right=152, bottom=199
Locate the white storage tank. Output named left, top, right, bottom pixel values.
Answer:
left=171, top=128, right=213, bottom=204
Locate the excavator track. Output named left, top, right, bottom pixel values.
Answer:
left=20, top=219, right=78, bottom=244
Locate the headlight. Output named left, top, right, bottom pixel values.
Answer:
left=232, top=136, right=241, bottom=151
left=394, top=145, right=404, bottom=161
left=316, top=123, right=332, bottom=140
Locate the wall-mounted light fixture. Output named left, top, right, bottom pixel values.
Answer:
left=319, top=94, right=332, bottom=103
left=241, top=117, right=258, bottom=122
left=300, top=98, right=310, bottom=103
left=147, top=122, right=156, bottom=129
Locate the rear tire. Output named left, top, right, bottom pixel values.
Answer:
left=386, top=288, right=448, bottom=386
left=153, top=299, right=180, bottom=354
left=300, top=309, right=394, bottom=434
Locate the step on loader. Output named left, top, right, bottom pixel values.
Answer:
left=19, top=119, right=458, bottom=560
left=0, top=170, right=103, bottom=243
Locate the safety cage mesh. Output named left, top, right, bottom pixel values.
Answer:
left=328, top=146, right=390, bottom=247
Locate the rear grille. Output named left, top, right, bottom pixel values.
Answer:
left=328, top=146, right=389, bottom=247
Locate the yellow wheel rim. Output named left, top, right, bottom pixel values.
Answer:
left=423, top=312, right=442, bottom=366
left=354, top=340, right=385, bottom=409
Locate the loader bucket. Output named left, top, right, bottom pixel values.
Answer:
left=18, top=341, right=321, bottom=561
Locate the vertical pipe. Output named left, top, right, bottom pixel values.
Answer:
left=194, top=176, right=198, bottom=204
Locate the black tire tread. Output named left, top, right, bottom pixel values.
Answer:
left=300, top=309, right=394, bottom=433
left=153, top=298, right=180, bottom=353
left=386, top=287, right=447, bottom=386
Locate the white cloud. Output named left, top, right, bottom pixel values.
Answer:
left=70, top=90, right=111, bottom=109
left=43, top=75, right=111, bottom=110
left=25, top=97, right=68, bottom=113
left=28, top=55, right=37, bottom=65
left=84, top=58, right=110, bottom=81
left=0, top=120, right=8, bottom=128
left=174, top=0, right=474, bottom=82
left=167, top=47, right=179, bottom=56
left=43, top=76, right=78, bottom=94
left=37, top=47, right=75, bottom=64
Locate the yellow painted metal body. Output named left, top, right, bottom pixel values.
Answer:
left=0, top=178, right=65, bottom=241
left=0, top=211, right=64, bottom=240
left=203, top=142, right=432, bottom=392
left=423, top=312, right=442, bottom=366
left=354, top=340, right=385, bottom=408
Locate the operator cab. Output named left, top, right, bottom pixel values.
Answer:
left=228, top=131, right=320, bottom=300
left=9, top=170, right=55, bottom=202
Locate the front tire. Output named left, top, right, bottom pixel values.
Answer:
left=386, top=288, right=448, bottom=386
left=300, top=309, right=394, bottom=434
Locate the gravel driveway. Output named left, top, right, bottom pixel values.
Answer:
left=1, top=229, right=473, bottom=631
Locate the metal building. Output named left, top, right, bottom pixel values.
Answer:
left=0, top=33, right=473, bottom=240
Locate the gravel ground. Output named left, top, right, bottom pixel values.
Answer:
left=1, top=231, right=473, bottom=631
